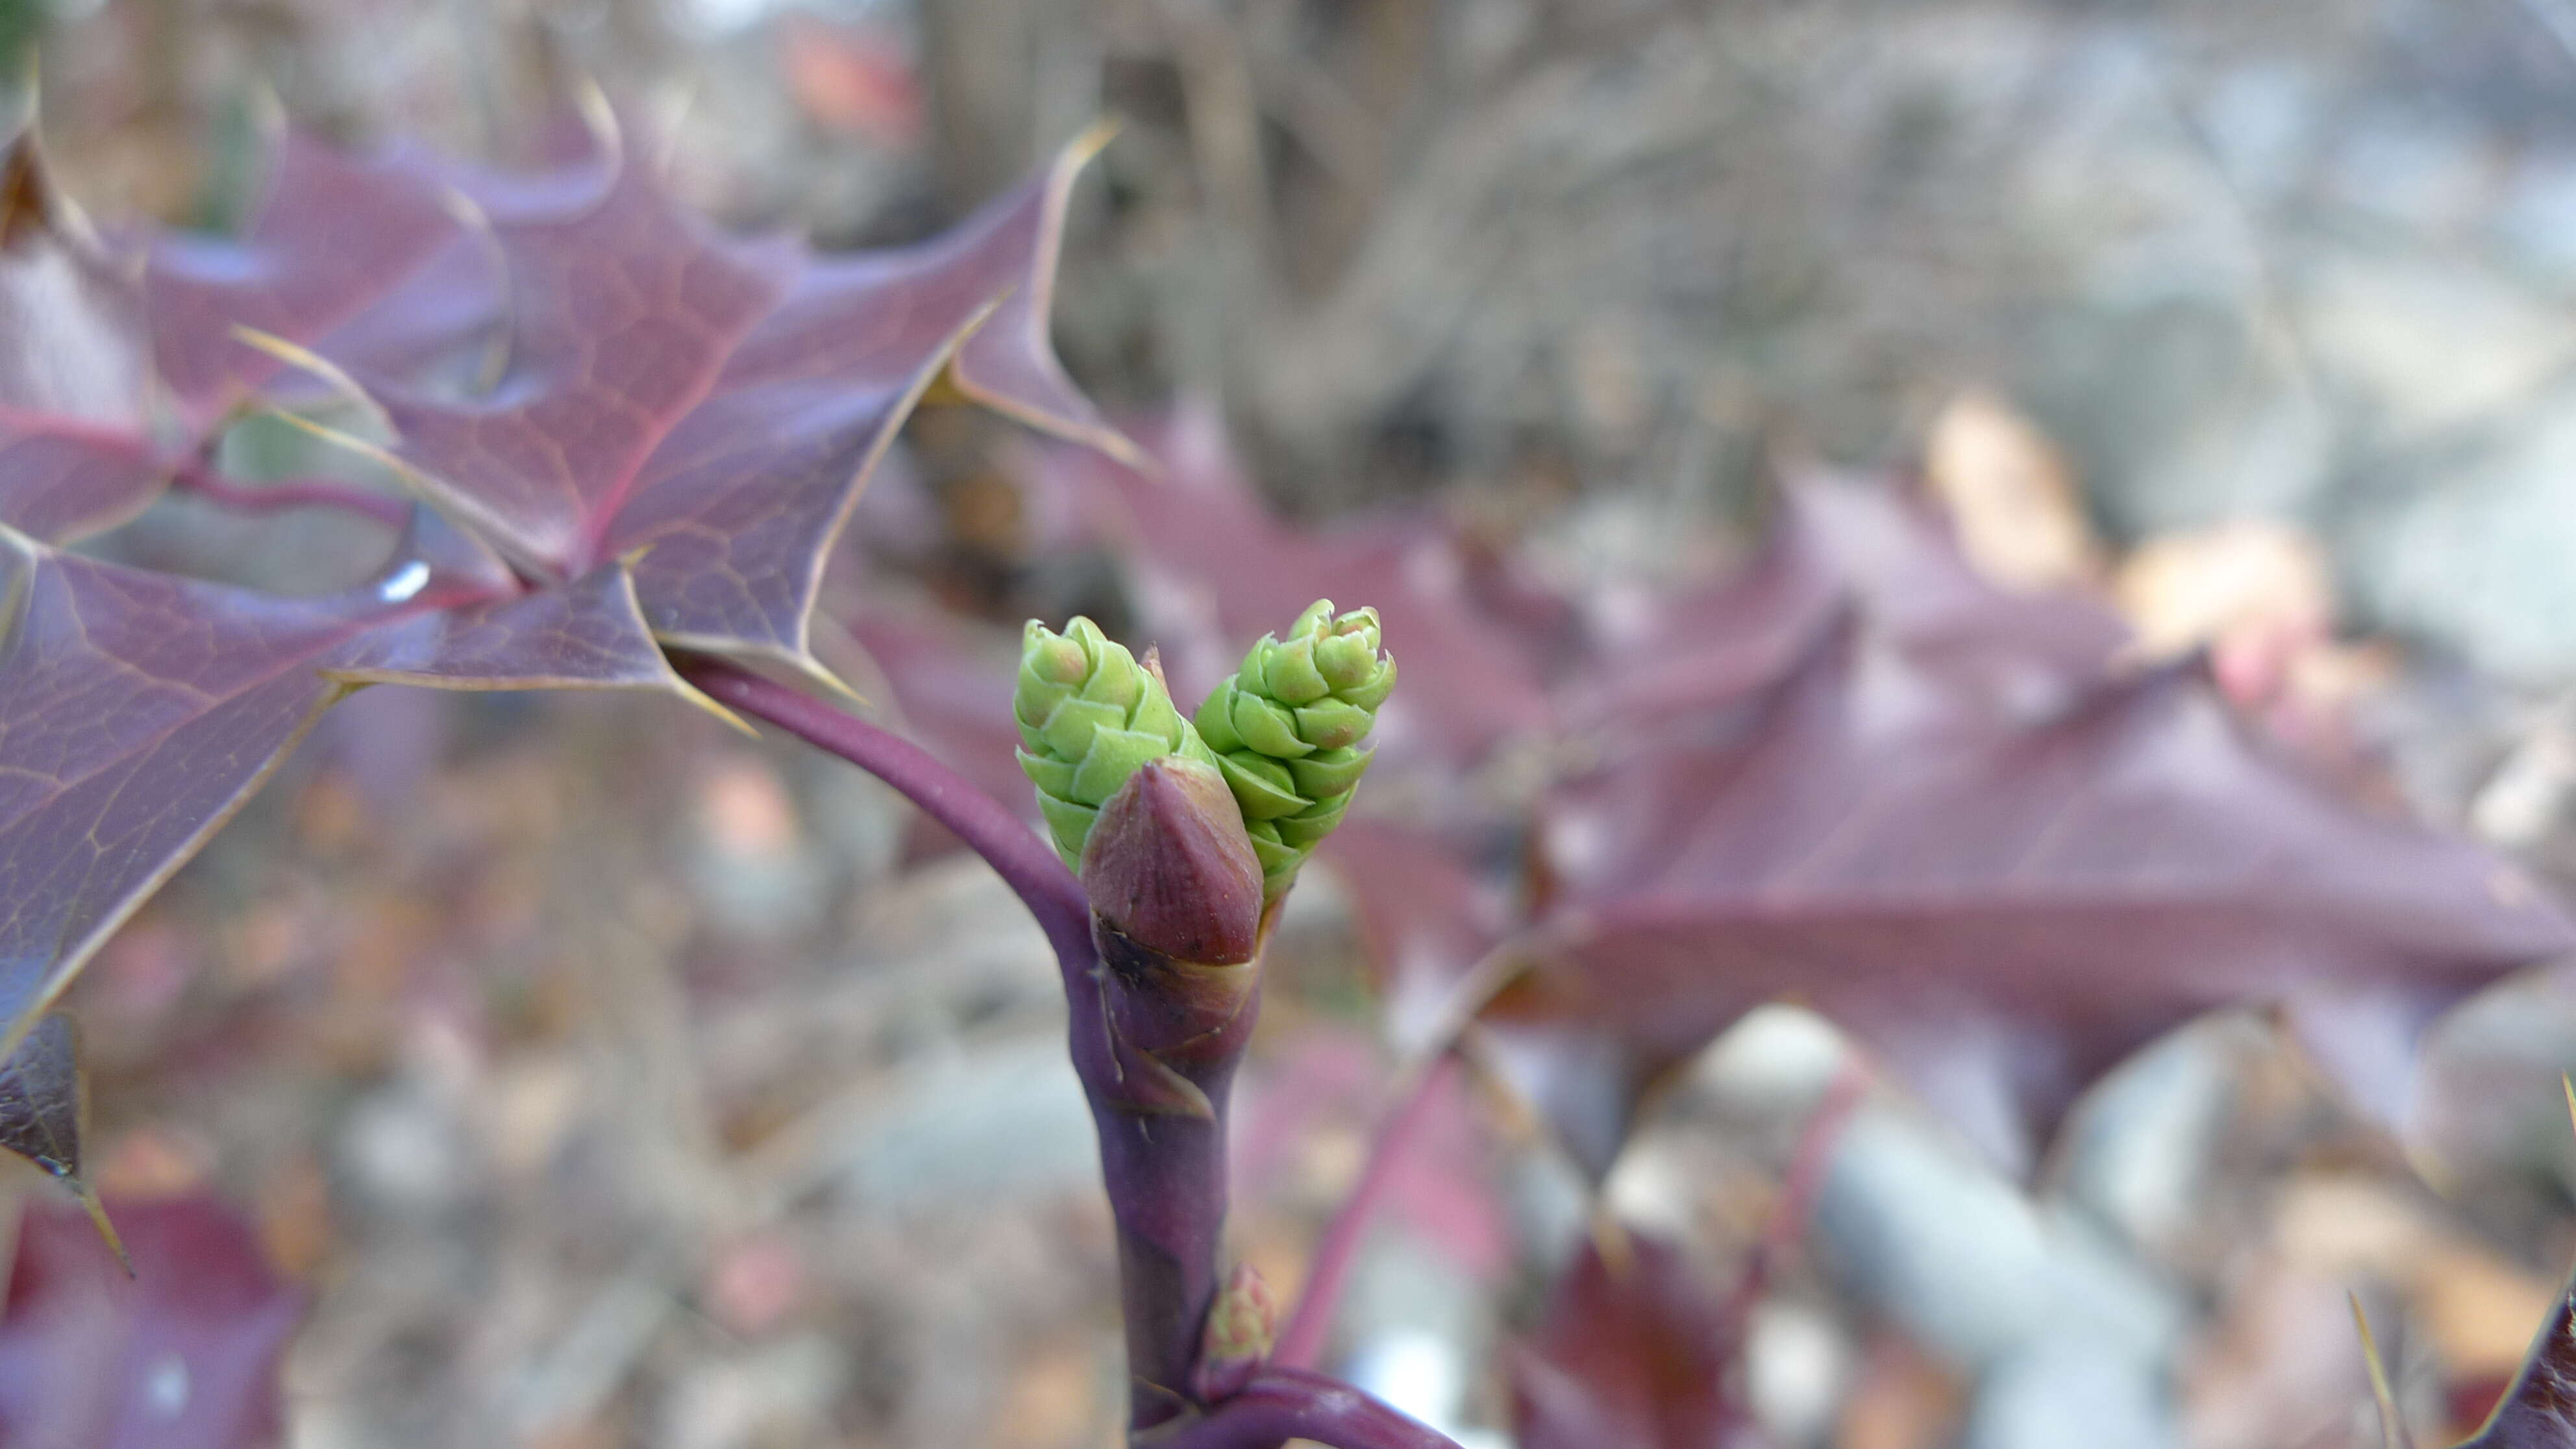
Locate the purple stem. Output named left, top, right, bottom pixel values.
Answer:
left=1149, top=1368, right=1464, bottom=1449
left=1272, top=1052, right=1463, bottom=1372
left=171, top=460, right=412, bottom=529
left=678, top=658, right=1091, bottom=963
left=679, top=657, right=1227, bottom=1431
left=182, top=478, right=1451, bottom=1446
left=1715, top=1063, right=1868, bottom=1342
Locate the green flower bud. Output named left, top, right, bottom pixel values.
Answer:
left=1193, top=600, right=1395, bottom=900
left=1017, top=617, right=1217, bottom=869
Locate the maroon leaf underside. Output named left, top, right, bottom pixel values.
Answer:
left=1331, top=479, right=2575, bottom=1181
left=0, top=512, right=683, bottom=1061
left=1320, top=821, right=1673, bottom=1177
left=354, top=129, right=1122, bottom=680
left=1509, top=1230, right=1739, bottom=1449
left=1536, top=482, right=2576, bottom=1174
left=0, top=1194, right=306, bottom=1449
left=1320, top=817, right=1515, bottom=1030
left=1566, top=529, right=1843, bottom=739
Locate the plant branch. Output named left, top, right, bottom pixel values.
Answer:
left=1148, top=1368, right=1465, bottom=1449
left=683, top=656, right=1391, bottom=1443
left=1715, top=1061, right=1869, bottom=1340
left=170, top=459, right=411, bottom=528
left=1272, top=1050, right=1463, bottom=1371
left=684, top=654, right=1239, bottom=1434
left=676, top=656, right=1092, bottom=965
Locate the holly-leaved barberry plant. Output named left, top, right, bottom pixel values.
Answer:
left=0, top=103, right=1457, bottom=1449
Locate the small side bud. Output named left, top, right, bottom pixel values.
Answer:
left=1191, top=1262, right=1278, bottom=1404
left=1081, top=758, right=1263, bottom=967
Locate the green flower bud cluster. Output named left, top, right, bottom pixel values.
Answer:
left=1194, top=600, right=1396, bottom=898
left=1016, top=617, right=1216, bottom=869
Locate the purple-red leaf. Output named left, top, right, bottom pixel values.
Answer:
left=1321, top=818, right=1513, bottom=1032
left=0, top=1013, right=86, bottom=1194
left=1565, top=494, right=1846, bottom=736
left=0, top=1194, right=305, bottom=1449
left=3, top=118, right=470, bottom=545
left=0, top=512, right=687, bottom=1061
left=1331, top=477, right=2574, bottom=1180
left=0, top=116, right=1135, bottom=1137
left=145, top=125, right=464, bottom=423
left=0, top=1012, right=121, bottom=1257
left=1534, top=480, right=2575, bottom=1172
left=351, top=125, right=1121, bottom=679
left=358, top=155, right=795, bottom=573
left=726, top=125, right=1126, bottom=460
left=1509, top=1230, right=1740, bottom=1449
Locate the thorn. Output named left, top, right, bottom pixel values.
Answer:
left=763, top=649, right=869, bottom=710
left=671, top=639, right=869, bottom=714
left=670, top=673, right=758, bottom=738
left=231, top=327, right=390, bottom=431
left=12, top=48, right=40, bottom=128
left=1589, top=1208, right=1637, bottom=1284
left=650, top=77, right=700, bottom=175
left=255, top=406, right=423, bottom=493
left=2351, top=1292, right=2414, bottom=1449
left=1062, top=117, right=1121, bottom=173
left=1091, top=423, right=1154, bottom=473
left=74, top=1183, right=131, bottom=1278
left=570, top=77, right=624, bottom=178
left=245, top=80, right=287, bottom=148
left=425, top=185, right=512, bottom=393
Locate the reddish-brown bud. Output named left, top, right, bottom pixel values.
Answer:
left=1080, top=757, right=1263, bottom=967
left=1191, top=1261, right=1278, bottom=1404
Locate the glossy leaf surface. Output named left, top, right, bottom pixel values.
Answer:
left=356, top=126, right=1119, bottom=678
left=0, top=512, right=684, bottom=1061
left=146, top=127, right=465, bottom=421
left=0, top=115, right=1124, bottom=1188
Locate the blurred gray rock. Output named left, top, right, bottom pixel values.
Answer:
left=2057, top=1019, right=2246, bottom=1257
left=1811, top=1106, right=2186, bottom=1449
left=1816, top=1111, right=2183, bottom=1370
left=828, top=1037, right=1099, bottom=1213
left=2346, top=405, right=2576, bottom=681
left=1970, top=1341, right=2176, bottom=1449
